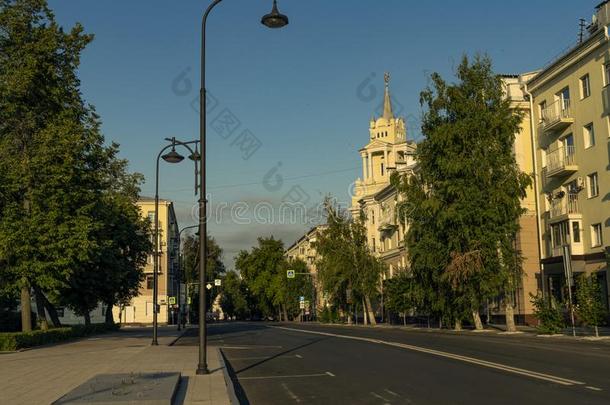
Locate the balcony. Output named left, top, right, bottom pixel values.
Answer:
left=549, top=193, right=581, bottom=223
left=546, top=146, right=577, bottom=178
left=541, top=99, right=574, bottom=132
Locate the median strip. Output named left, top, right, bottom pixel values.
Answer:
left=272, top=326, right=586, bottom=387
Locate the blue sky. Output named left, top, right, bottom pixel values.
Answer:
left=48, top=0, right=593, bottom=269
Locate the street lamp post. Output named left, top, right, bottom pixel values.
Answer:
left=152, top=137, right=200, bottom=346
left=197, top=0, right=289, bottom=374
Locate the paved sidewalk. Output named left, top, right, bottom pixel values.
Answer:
left=0, top=326, right=232, bottom=405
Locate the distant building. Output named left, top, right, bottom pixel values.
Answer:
left=285, top=225, right=328, bottom=310
left=519, top=0, right=610, bottom=311
left=113, top=197, right=180, bottom=324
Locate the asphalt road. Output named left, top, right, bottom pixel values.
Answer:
left=175, top=322, right=610, bottom=404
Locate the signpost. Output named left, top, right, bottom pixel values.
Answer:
left=214, top=279, right=222, bottom=287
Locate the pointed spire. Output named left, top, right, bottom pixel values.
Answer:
left=382, top=72, right=394, bottom=120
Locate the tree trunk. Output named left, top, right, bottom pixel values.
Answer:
left=365, top=295, right=377, bottom=326
left=595, top=325, right=599, bottom=338
left=84, top=312, right=91, bottom=326
left=362, top=298, right=368, bottom=325
left=472, top=310, right=484, bottom=330
left=34, top=288, right=48, bottom=331
left=282, top=305, right=289, bottom=323
left=504, top=300, right=517, bottom=332
left=20, top=280, right=32, bottom=332
left=38, top=288, right=61, bottom=327
left=105, top=301, right=115, bottom=325
left=454, top=319, right=462, bottom=331
left=403, top=313, right=406, bottom=326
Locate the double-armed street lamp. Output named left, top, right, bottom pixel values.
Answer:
left=196, top=0, right=289, bottom=374
left=152, top=137, right=200, bottom=346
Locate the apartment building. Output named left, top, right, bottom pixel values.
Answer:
left=521, top=0, right=610, bottom=309
left=112, top=197, right=180, bottom=324
left=285, top=225, right=327, bottom=309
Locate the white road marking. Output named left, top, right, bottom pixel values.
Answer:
left=281, top=382, right=301, bottom=402
left=384, top=389, right=399, bottom=397
left=295, top=354, right=303, bottom=358
left=586, top=386, right=603, bottom=391
left=229, top=355, right=302, bottom=360
left=272, top=326, right=586, bottom=387
left=221, top=345, right=283, bottom=350
left=371, top=391, right=391, bottom=402
left=240, top=372, right=334, bottom=380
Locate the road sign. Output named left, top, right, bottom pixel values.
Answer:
left=299, top=301, right=305, bottom=309
left=206, top=283, right=212, bottom=290
left=214, top=279, right=222, bottom=286
left=303, top=300, right=310, bottom=309
left=299, top=296, right=305, bottom=302
left=187, top=297, right=191, bottom=305
left=168, top=296, right=176, bottom=305
left=287, top=270, right=295, bottom=279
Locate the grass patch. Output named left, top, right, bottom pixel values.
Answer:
left=0, top=323, right=120, bottom=351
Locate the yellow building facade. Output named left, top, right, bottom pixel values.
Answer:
left=350, top=74, right=417, bottom=277
left=113, top=197, right=180, bottom=324
left=520, top=0, right=610, bottom=309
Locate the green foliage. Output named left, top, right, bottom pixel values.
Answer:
left=318, top=306, right=340, bottom=324
left=235, top=237, right=312, bottom=320
left=530, top=293, right=565, bottom=335
left=393, top=55, right=531, bottom=326
left=575, top=274, right=607, bottom=336
left=220, top=271, right=250, bottom=320
left=314, top=197, right=383, bottom=316
left=385, top=271, right=421, bottom=317
left=0, top=0, right=152, bottom=325
left=0, top=322, right=120, bottom=351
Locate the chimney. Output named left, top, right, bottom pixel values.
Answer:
left=589, top=1, right=610, bottom=34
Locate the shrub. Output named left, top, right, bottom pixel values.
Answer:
left=318, top=306, right=340, bottom=324
left=0, top=323, right=120, bottom=351
left=530, top=293, right=565, bottom=334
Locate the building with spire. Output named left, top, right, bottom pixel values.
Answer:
left=350, top=73, right=417, bottom=277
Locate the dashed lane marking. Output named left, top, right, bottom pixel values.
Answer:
left=240, top=372, right=335, bottom=380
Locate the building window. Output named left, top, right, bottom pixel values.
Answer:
left=551, top=221, right=570, bottom=248
left=584, top=123, right=595, bottom=149
left=605, top=63, right=610, bottom=86
left=538, top=100, right=547, bottom=123
left=381, top=163, right=384, bottom=176
left=572, top=221, right=581, bottom=243
left=580, top=74, right=591, bottom=99
left=371, top=238, right=376, bottom=252
left=559, top=87, right=570, bottom=109
left=591, top=223, right=603, bottom=247
left=371, top=210, right=375, bottom=224
left=146, top=275, right=154, bottom=290
left=587, top=173, right=599, bottom=198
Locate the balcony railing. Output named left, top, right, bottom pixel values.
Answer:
left=550, top=193, right=580, bottom=220
left=541, top=99, right=573, bottom=132
left=546, top=145, right=577, bottom=177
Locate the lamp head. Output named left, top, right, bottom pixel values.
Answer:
left=261, top=0, right=289, bottom=29
left=162, top=148, right=185, bottom=163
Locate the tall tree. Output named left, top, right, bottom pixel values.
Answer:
left=395, top=55, right=530, bottom=330
left=315, top=198, right=383, bottom=325
left=220, top=271, right=250, bottom=320
left=0, top=0, right=96, bottom=330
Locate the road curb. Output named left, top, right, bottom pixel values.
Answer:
left=218, top=347, right=249, bottom=405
